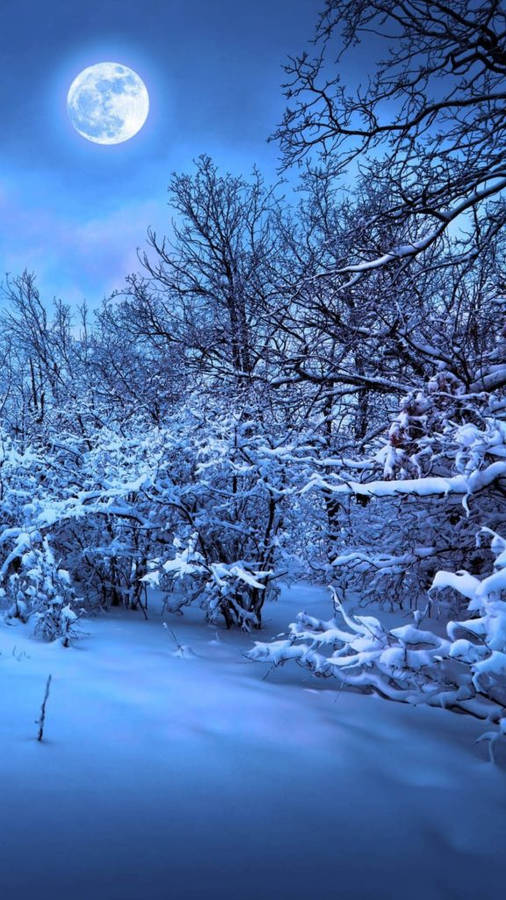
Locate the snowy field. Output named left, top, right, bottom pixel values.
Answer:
left=1, top=585, right=505, bottom=900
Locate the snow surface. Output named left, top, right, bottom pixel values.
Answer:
left=1, top=584, right=505, bottom=900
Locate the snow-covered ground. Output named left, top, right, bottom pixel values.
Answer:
left=1, top=585, right=505, bottom=900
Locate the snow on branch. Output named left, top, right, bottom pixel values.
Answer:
left=250, top=531, right=506, bottom=758
left=336, top=175, right=506, bottom=278
left=302, top=460, right=506, bottom=501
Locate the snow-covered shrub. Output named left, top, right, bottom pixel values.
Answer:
left=302, top=362, right=506, bottom=610
left=4, top=534, right=80, bottom=645
left=0, top=390, right=311, bottom=629
left=435, top=528, right=506, bottom=714
left=250, top=530, right=506, bottom=757
left=144, top=532, right=274, bottom=630
left=141, top=398, right=311, bottom=628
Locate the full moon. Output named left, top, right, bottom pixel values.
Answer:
left=67, top=63, right=149, bottom=145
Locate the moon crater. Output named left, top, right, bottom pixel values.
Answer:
left=67, top=63, right=149, bottom=145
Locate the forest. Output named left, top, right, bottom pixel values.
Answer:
left=0, top=3, right=505, bottom=896
left=0, top=2, right=506, bottom=741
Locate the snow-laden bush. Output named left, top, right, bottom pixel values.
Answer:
left=249, top=529, right=506, bottom=757
left=144, top=532, right=274, bottom=629
left=0, top=391, right=313, bottom=628
left=302, top=363, right=506, bottom=609
left=4, top=534, right=80, bottom=645
left=140, top=400, right=313, bottom=628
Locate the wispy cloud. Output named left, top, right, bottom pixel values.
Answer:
left=0, top=176, right=167, bottom=307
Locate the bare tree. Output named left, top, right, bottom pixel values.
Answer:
left=120, top=155, right=284, bottom=383
left=275, top=0, right=506, bottom=284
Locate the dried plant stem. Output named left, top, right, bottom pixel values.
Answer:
left=37, top=674, right=52, bottom=742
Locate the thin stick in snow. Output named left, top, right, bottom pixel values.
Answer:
left=36, top=674, right=52, bottom=742
left=162, top=622, right=195, bottom=658
left=163, top=622, right=184, bottom=652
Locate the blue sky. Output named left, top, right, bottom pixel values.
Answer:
left=0, top=0, right=323, bottom=306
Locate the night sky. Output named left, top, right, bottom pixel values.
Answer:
left=0, top=0, right=324, bottom=306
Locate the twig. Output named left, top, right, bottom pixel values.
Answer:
left=162, top=622, right=184, bottom=652
left=36, top=674, right=52, bottom=742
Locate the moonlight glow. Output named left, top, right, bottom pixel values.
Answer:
left=67, top=62, right=149, bottom=145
